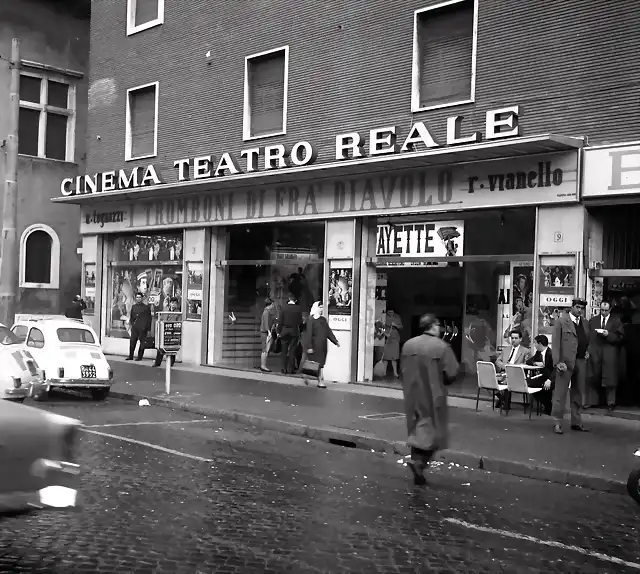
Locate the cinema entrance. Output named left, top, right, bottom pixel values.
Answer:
left=366, top=208, right=536, bottom=394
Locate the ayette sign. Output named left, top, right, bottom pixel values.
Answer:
left=62, top=106, right=521, bottom=197
left=376, top=221, right=464, bottom=258
left=80, top=152, right=578, bottom=234
left=583, top=143, right=640, bottom=198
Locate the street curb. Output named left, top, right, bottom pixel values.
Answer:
left=109, top=390, right=626, bottom=495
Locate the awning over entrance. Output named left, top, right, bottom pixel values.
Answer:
left=53, top=134, right=585, bottom=206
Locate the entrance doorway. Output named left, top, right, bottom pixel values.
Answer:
left=602, top=276, right=640, bottom=407
left=373, top=265, right=465, bottom=384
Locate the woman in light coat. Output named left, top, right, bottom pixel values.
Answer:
left=302, top=301, right=339, bottom=388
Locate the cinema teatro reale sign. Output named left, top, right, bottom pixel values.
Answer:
left=62, top=105, right=522, bottom=197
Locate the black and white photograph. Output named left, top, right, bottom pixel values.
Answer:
left=3, top=2, right=640, bottom=573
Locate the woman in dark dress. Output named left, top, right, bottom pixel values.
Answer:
left=302, top=301, right=340, bottom=388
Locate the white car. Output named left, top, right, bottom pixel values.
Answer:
left=0, top=323, right=47, bottom=402
left=11, top=319, right=113, bottom=400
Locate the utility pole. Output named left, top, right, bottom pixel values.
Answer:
left=0, top=38, right=20, bottom=326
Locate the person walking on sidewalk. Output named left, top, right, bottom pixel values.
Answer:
left=277, top=292, right=303, bottom=374
left=302, top=301, right=340, bottom=388
left=64, top=294, right=87, bottom=320
left=260, top=298, right=277, bottom=373
left=127, top=292, right=152, bottom=361
left=587, top=301, right=624, bottom=411
left=153, top=297, right=180, bottom=367
left=551, top=298, right=590, bottom=434
left=400, top=313, right=459, bottom=485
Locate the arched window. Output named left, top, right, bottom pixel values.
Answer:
left=19, top=224, right=60, bottom=289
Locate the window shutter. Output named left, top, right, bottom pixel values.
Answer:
left=130, top=86, right=156, bottom=158
left=419, top=2, right=474, bottom=108
left=249, top=52, right=285, bottom=136
left=25, top=230, right=52, bottom=284
left=135, top=0, right=159, bottom=26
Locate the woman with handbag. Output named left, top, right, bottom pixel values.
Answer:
left=301, top=301, right=340, bottom=388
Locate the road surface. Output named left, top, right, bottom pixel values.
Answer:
left=1, top=392, right=639, bottom=573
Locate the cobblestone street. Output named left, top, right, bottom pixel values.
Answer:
left=1, top=394, right=639, bottom=573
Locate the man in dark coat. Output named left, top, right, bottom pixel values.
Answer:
left=526, top=334, right=555, bottom=415
left=587, top=301, right=624, bottom=411
left=551, top=298, right=590, bottom=434
left=400, top=313, right=459, bottom=486
left=127, top=292, right=152, bottom=361
left=64, top=295, right=86, bottom=320
left=277, top=292, right=303, bottom=374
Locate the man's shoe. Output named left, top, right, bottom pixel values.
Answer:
left=570, top=425, right=589, bottom=432
left=126, top=357, right=133, bottom=361
left=406, top=460, right=427, bottom=486
left=135, top=357, right=142, bottom=361
left=554, top=424, right=563, bottom=434
left=607, top=405, right=615, bottom=412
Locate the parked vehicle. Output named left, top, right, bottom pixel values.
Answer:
left=0, top=323, right=47, bottom=402
left=11, top=319, right=113, bottom=400
left=0, top=399, right=81, bottom=515
left=627, top=448, right=640, bottom=505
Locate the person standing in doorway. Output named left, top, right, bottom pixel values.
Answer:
left=259, top=298, right=277, bottom=373
left=381, top=309, right=403, bottom=378
left=277, top=292, right=302, bottom=374
left=587, top=301, right=624, bottom=411
left=127, top=292, right=152, bottom=361
left=302, top=301, right=340, bottom=388
left=153, top=297, right=180, bottom=367
left=551, top=298, right=590, bottom=434
left=400, top=313, right=459, bottom=486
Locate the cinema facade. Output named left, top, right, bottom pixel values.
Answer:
left=55, top=105, right=590, bottom=386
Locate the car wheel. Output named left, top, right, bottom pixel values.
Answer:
left=33, top=390, right=48, bottom=402
left=627, top=468, right=640, bottom=505
left=91, top=388, right=110, bottom=401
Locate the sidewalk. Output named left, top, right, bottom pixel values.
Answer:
left=106, top=356, right=639, bottom=493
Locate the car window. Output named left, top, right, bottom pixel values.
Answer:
left=56, top=328, right=95, bottom=344
left=26, top=328, right=45, bottom=349
left=11, top=325, right=28, bottom=343
left=0, top=326, right=21, bottom=345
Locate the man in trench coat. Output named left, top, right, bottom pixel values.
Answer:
left=587, top=301, right=624, bottom=410
left=400, top=313, right=460, bottom=485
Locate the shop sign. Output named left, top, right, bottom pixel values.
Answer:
left=79, top=152, right=578, bottom=234
left=583, top=143, right=640, bottom=198
left=62, top=106, right=521, bottom=197
left=376, top=221, right=464, bottom=258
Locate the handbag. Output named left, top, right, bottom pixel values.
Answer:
left=301, top=359, right=321, bottom=377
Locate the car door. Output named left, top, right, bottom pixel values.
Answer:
left=25, top=327, right=47, bottom=376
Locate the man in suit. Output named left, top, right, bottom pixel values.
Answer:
left=551, top=298, right=590, bottom=434
left=494, top=328, right=530, bottom=408
left=526, top=334, right=555, bottom=415
left=127, top=292, right=152, bottom=361
left=587, top=301, right=624, bottom=411
left=277, top=292, right=303, bottom=374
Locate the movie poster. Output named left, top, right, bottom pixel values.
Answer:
left=328, top=267, right=352, bottom=330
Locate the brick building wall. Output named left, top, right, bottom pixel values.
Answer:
left=86, top=0, right=640, bottom=182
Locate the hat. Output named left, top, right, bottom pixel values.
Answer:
left=572, top=298, right=588, bottom=307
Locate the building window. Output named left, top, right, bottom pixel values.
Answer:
left=125, top=82, right=159, bottom=161
left=18, top=73, right=76, bottom=162
left=243, top=46, right=289, bottom=141
left=412, top=0, right=477, bottom=112
left=127, top=0, right=165, bottom=35
left=19, top=224, right=61, bottom=289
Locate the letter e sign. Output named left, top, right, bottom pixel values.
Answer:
left=553, top=231, right=563, bottom=243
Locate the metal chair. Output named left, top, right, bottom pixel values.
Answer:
left=476, top=361, right=508, bottom=413
left=504, top=365, right=543, bottom=418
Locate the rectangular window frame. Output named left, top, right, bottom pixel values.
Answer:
left=125, top=81, right=159, bottom=161
left=411, top=0, right=478, bottom=113
left=242, top=45, right=290, bottom=142
left=18, top=70, right=76, bottom=163
left=126, top=0, right=165, bottom=36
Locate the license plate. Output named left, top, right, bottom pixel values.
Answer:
left=80, top=365, right=96, bottom=378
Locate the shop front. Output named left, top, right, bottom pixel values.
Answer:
left=584, top=142, right=640, bottom=407
left=57, top=112, right=586, bottom=386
